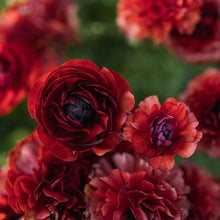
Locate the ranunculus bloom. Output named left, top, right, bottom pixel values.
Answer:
left=0, top=166, right=21, bottom=219
left=166, top=0, right=220, bottom=63
left=123, top=96, right=202, bottom=169
left=116, top=0, right=203, bottom=44
left=180, top=68, right=220, bottom=157
left=0, top=41, right=43, bottom=115
left=85, top=153, right=190, bottom=220
left=0, top=0, right=78, bottom=50
left=180, top=162, right=220, bottom=220
left=5, top=133, right=88, bottom=219
left=28, top=59, right=135, bottom=161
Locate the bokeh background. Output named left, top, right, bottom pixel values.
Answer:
left=0, top=0, right=219, bottom=176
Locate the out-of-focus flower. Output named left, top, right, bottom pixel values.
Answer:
left=123, top=96, right=202, bottom=169
left=5, top=132, right=88, bottom=219
left=0, top=0, right=78, bottom=51
left=166, top=0, right=220, bottom=63
left=180, top=68, right=220, bottom=157
left=0, top=41, right=44, bottom=116
left=180, top=162, right=220, bottom=220
left=116, top=0, right=203, bottom=44
left=0, top=165, right=21, bottom=219
left=28, top=59, right=135, bottom=161
left=85, top=153, right=190, bottom=220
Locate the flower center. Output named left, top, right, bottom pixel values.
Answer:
left=0, top=56, right=10, bottom=73
left=63, top=98, right=94, bottom=124
left=151, top=115, right=174, bottom=147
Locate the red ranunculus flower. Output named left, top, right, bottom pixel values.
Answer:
left=166, top=0, right=220, bottom=63
left=116, top=0, right=203, bottom=44
left=180, top=162, right=220, bottom=220
left=123, top=96, right=202, bottom=169
left=85, top=153, right=190, bottom=220
left=0, top=165, right=21, bottom=220
left=0, top=41, right=43, bottom=116
left=5, top=132, right=88, bottom=219
left=28, top=59, right=135, bottom=161
left=180, top=68, right=220, bottom=157
left=0, top=0, right=78, bottom=50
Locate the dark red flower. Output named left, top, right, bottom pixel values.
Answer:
left=5, top=132, right=89, bottom=219
left=28, top=59, right=135, bottom=161
left=0, top=41, right=44, bottom=116
left=116, top=0, right=203, bottom=44
left=123, top=96, right=202, bottom=169
left=0, top=165, right=21, bottom=220
left=85, top=153, right=190, bottom=220
left=0, top=0, right=78, bottom=50
left=180, top=162, right=220, bottom=220
left=180, top=68, right=220, bottom=157
left=166, top=0, right=220, bottom=63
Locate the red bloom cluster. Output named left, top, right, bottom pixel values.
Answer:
left=166, top=0, right=220, bottom=63
left=180, top=68, right=220, bottom=157
left=0, top=0, right=78, bottom=50
left=116, top=0, right=203, bottom=44
left=180, top=162, right=220, bottom=220
left=28, top=59, right=135, bottom=161
left=5, top=132, right=90, bottom=219
left=85, top=153, right=190, bottom=219
left=123, top=96, right=202, bottom=169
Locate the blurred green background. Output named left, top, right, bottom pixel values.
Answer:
left=0, top=0, right=219, bottom=176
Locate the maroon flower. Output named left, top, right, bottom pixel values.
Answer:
left=166, top=0, right=220, bottom=63
left=180, top=68, right=220, bottom=157
left=0, top=0, right=78, bottom=50
left=0, top=165, right=21, bottom=219
left=123, top=96, right=202, bottom=170
left=0, top=41, right=45, bottom=115
left=116, top=0, right=203, bottom=44
left=85, top=153, right=190, bottom=220
left=5, top=132, right=88, bottom=219
left=28, top=59, right=135, bottom=161
left=180, top=162, right=220, bottom=220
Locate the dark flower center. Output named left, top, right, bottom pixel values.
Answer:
left=205, top=102, right=220, bottom=128
left=0, top=56, right=10, bottom=73
left=150, top=115, right=174, bottom=147
left=63, top=98, right=94, bottom=124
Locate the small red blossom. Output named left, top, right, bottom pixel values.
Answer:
left=0, top=0, right=78, bottom=50
left=0, top=41, right=44, bottom=116
left=116, top=0, right=203, bottom=44
left=180, top=162, right=220, bottom=220
left=85, top=153, right=190, bottom=220
left=180, top=68, right=220, bottom=157
left=28, top=59, right=135, bottom=161
left=166, top=0, right=220, bottom=63
left=5, top=133, right=89, bottom=219
left=123, top=96, right=202, bottom=170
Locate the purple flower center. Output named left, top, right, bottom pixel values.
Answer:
left=63, top=98, right=94, bottom=124
left=150, top=115, right=174, bottom=147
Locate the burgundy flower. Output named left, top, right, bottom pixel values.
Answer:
left=180, top=68, right=220, bottom=157
left=116, top=0, right=203, bottom=44
left=166, top=0, right=220, bottom=63
left=0, top=165, right=21, bottom=219
left=123, top=96, right=202, bottom=169
left=0, top=0, right=78, bottom=50
left=0, top=41, right=44, bottom=116
left=28, top=59, right=135, bottom=161
left=5, top=132, right=89, bottom=219
left=85, top=153, right=190, bottom=220
left=180, top=162, right=220, bottom=220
